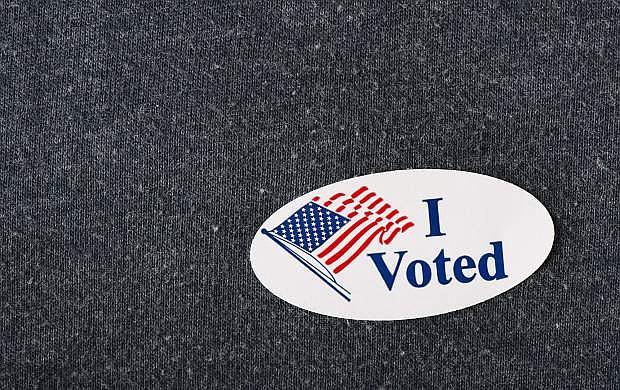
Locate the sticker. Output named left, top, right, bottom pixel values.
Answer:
left=250, top=169, right=554, bottom=320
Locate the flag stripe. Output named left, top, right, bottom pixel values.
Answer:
left=325, top=218, right=382, bottom=265
left=302, top=186, right=414, bottom=273
left=368, top=197, right=383, bottom=209
left=317, top=209, right=377, bottom=259
left=401, top=221, right=414, bottom=232
left=359, top=192, right=376, bottom=203
left=381, top=227, right=401, bottom=244
left=333, top=227, right=383, bottom=274
left=351, top=186, right=368, bottom=198
left=377, top=203, right=390, bottom=214
left=321, top=216, right=378, bottom=261
left=386, top=209, right=399, bottom=219
left=321, top=197, right=405, bottom=263
left=317, top=216, right=369, bottom=258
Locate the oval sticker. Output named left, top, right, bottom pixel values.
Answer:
left=250, top=169, right=554, bottom=320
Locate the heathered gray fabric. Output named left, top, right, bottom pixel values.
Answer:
left=1, top=1, right=619, bottom=389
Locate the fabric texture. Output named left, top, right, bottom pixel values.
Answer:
left=1, top=2, right=618, bottom=388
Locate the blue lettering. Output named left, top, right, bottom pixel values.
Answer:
left=478, top=241, right=508, bottom=281
left=406, top=260, right=432, bottom=287
left=454, top=255, right=476, bottom=283
left=368, top=241, right=507, bottom=290
left=423, top=198, right=446, bottom=237
left=432, top=249, right=452, bottom=285
left=367, top=251, right=407, bottom=291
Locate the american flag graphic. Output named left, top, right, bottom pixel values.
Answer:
left=262, top=186, right=414, bottom=301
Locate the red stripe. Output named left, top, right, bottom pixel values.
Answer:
left=325, top=218, right=382, bottom=265
left=368, top=197, right=383, bottom=209
left=386, top=209, right=399, bottom=219
left=377, top=203, right=390, bottom=214
left=311, top=187, right=416, bottom=272
left=318, top=217, right=369, bottom=258
left=380, top=222, right=397, bottom=243
left=351, top=186, right=368, bottom=198
left=359, top=192, right=376, bottom=204
left=381, top=227, right=401, bottom=244
left=333, top=228, right=383, bottom=274
left=401, top=221, right=414, bottom=232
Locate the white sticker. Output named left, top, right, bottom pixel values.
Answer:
left=250, top=169, right=554, bottom=320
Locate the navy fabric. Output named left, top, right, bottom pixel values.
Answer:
left=1, top=1, right=618, bottom=389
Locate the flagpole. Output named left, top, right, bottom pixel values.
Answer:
left=261, top=229, right=351, bottom=302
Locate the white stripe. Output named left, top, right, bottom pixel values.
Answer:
left=328, top=221, right=383, bottom=269
left=321, top=216, right=382, bottom=261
